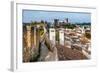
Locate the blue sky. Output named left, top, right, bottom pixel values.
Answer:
left=22, top=10, right=91, bottom=23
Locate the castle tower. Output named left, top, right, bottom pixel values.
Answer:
left=54, top=19, right=59, bottom=27
left=65, top=18, right=68, bottom=24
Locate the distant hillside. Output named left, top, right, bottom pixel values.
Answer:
left=76, top=23, right=91, bottom=25
left=23, top=23, right=30, bottom=26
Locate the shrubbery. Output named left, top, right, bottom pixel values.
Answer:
left=63, top=24, right=76, bottom=29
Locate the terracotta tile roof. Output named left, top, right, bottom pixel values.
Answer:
left=56, top=44, right=88, bottom=60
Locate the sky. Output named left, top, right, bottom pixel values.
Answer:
left=22, top=10, right=91, bottom=23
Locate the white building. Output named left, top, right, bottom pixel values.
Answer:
left=49, top=28, right=56, bottom=45
left=59, top=29, right=64, bottom=45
